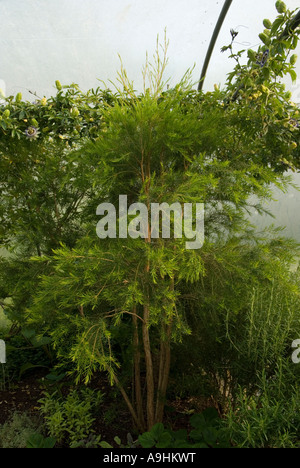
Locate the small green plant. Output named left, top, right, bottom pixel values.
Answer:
left=138, top=408, right=231, bottom=448
left=0, top=412, right=43, bottom=449
left=39, top=371, right=70, bottom=397
left=71, top=434, right=103, bottom=449
left=26, top=433, right=56, bottom=449
left=111, top=434, right=139, bottom=448
left=39, top=387, right=104, bottom=447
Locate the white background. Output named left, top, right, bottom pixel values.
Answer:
left=1, top=0, right=299, bottom=98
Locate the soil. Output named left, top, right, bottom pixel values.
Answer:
left=0, top=372, right=44, bottom=425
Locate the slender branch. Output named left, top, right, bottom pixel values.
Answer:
left=142, top=154, right=155, bottom=430
left=155, top=313, right=173, bottom=423
left=142, top=303, right=155, bottom=430
left=113, top=374, right=144, bottom=433
left=104, top=310, right=145, bottom=323
left=133, top=308, right=146, bottom=430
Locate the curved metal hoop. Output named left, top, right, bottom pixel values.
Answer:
left=198, top=1, right=300, bottom=92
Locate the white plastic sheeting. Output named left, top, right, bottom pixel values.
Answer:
left=1, top=0, right=299, bottom=97
left=0, top=0, right=300, bottom=239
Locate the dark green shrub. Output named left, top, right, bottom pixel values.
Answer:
left=224, top=360, right=300, bottom=448
left=171, top=246, right=300, bottom=406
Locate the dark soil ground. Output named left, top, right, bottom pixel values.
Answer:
left=0, top=369, right=214, bottom=447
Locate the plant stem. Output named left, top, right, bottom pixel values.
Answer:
left=113, top=374, right=144, bottom=433
left=132, top=308, right=145, bottom=430
left=142, top=302, right=155, bottom=430
left=155, top=319, right=173, bottom=423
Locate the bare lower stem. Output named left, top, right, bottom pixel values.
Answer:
left=143, top=303, right=155, bottom=430
left=133, top=310, right=145, bottom=430
left=113, top=374, right=144, bottom=433
left=155, top=321, right=172, bottom=423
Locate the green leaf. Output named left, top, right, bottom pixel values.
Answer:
left=45, top=373, right=66, bottom=382
left=247, top=49, right=257, bottom=62
left=289, top=69, right=297, bottom=83
left=262, top=67, right=271, bottom=80
left=271, top=17, right=285, bottom=34
left=31, top=335, right=52, bottom=347
left=172, top=440, right=192, bottom=448
left=26, top=433, right=44, bottom=448
left=155, top=432, right=173, bottom=449
left=171, top=429, right=188, bottom=441
left=190, top=413, right=206, bottom=430
left=42, top=437, right=57, bottom=449
left=150, top=422, right=165, bottom=440
left=202, top=427, right=218, bottom=446
left=19, top=363, right=49, bottom=379
left=202, top=407, right=219, bottom=423
left=26, top=433, right=56, bottom=448
left=99, top=441, right=113, bottom=448
left=138, top=432, right=156, bottom=448
left=22, top=328, right=36, bottom=340
left=190, top=428, right=205, bottom=442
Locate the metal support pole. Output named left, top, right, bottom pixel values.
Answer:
left=198, top=0, right=233, bottom=92
left=281, top=9, right=300, bottom=39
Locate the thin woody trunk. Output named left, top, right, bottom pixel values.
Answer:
left=142, top=303, right=155, bottom=430
left=113, top=374, right=144, bottom=433
left=155, top=278, right=175, bottom=423
left=142, top=156, right=155, bottom=430
left=132, top=309, right=145, bottom=430
left=155, top=321, right=172, bottom=423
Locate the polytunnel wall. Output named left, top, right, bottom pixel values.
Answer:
left=1, top=0, right=300, bottom=239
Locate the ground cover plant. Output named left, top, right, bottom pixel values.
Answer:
left=0, top=1, right=299, bottom=447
